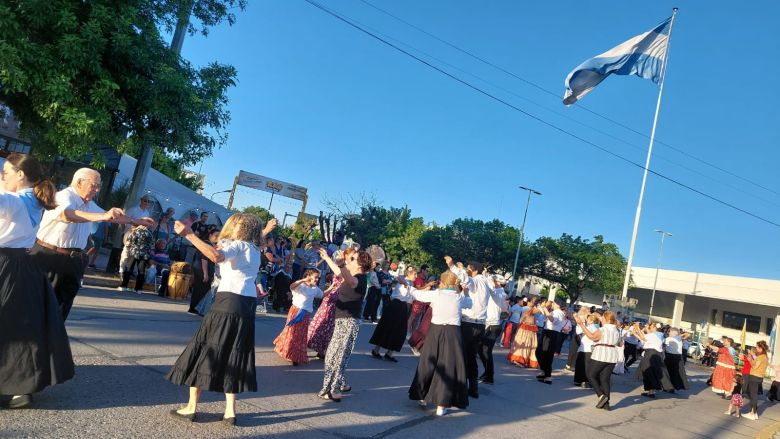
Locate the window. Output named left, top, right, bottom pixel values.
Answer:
left=722, top=311, right=761, bottom=333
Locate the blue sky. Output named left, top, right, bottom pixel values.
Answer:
left=182, top=1, right=780, bottom=280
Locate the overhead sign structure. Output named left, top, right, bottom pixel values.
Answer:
left=227, top=170, right=309, bottom=215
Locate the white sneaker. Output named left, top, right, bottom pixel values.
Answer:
left=418, top=400, right=427, bottom=407
left=411, top=347, right=420, bottom=357
left=117, top=286, right=124, bottom=292
left=435, top=406, right=448, bottom=416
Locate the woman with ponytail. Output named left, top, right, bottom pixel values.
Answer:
left=0, top=153, right=74, bottom=409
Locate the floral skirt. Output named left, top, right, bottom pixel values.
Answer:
left=274, top=305, right=311, bottom=364
left=307, top=289, right=340, bottom=356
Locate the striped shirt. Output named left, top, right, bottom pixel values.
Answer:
left=591, top=324, right=621, bottom=363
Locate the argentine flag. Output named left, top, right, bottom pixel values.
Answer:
left=563, top=17, right=672, bottom=105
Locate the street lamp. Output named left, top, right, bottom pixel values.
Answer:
left=648, top=229, right=672, bottom=318
left=509, top=186, right=542, bottom=296
left=210, top=189, right=232, bottom=200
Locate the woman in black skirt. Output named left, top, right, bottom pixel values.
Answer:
left=405, top=270, right=472, bottom=417
left=632, top=321, right=673, bottom=398
left=663, top=329, right=689, bottom=392
left=167, top=214, right=277, bottom=425
left=0, top=154, right=73, bottom=409
left=370, top=266, right=433, bottom=362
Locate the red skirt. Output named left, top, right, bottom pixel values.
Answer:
left=273, top=305, right=311, bottom=364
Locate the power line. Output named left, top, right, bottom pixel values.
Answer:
left=330, top=7, right=780, bottom=210
left=302, top=0, right=780, bottom=229
left=357, top=0, right=780, bottom=199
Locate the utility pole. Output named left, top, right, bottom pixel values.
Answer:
left=648, top=229, right=672, bottom=318
left=508, top=186, right=541, bottom=297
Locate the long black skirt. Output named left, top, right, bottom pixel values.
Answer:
left=573, top=351, right=591, bottom=385
left=166, top=292, right=257, bottom=393
left=0, top=247, right=74, bottom=395
left=369, top=299, right=409, bottom=352
left=637, top=349, right=673, bottom=391
left=664, top=353, right=689, bottom=390
left=409, top=324, right=469, bottom=409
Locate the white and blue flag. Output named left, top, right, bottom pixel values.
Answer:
left=563, top=17, right=672, bottom=105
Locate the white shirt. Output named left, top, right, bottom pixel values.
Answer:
left=217, top=240, right=261, bottom=298
left=509, top=304, right=523, bottom=324
left=127, top=206, right=150, bottom=219
left=291, top=284, right=323, bottom=313
left=0, top=189, right=42, bottom=248
left=404, top=287, right=473, bottom=326
left=579, top=324, right=599, bottom=353
left=623, top=329, right=640, bottom=345
left=591, top=324, right=621, bottom=363
left=455, top=270, right=498, bottom=323
left=36, top=187, right=105, bottom=249
left=486, top=287, right=506, bottom=326
left=544, top=309, right=566, bottom=332
left=665, top=336, right=683, bottom=355
left=391, top=280, right=415, bottom=304
left=642, top=332, right=665, bottom=352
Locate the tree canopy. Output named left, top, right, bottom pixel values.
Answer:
left=524, top=234, right=626, bottom=303
left=0, top=0, right=241, bottom=167
left=323, top=196, right=626, bottom=300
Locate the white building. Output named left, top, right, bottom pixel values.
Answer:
left=578, top=267, right=780, bottom=358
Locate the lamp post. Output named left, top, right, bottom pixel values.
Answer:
left=509, top=186, right=541, bottom=296
left=210, top=189, right=232, bottom=200
left=648, top=229, right=672, bottom=318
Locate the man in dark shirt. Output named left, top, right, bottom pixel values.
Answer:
left=190, top=212, right=210, bottom=240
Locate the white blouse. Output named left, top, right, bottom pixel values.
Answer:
left=390, top=281, right=415, bottom=304
left=665, top=336, right=683, bottom=355
left=544, top=309, right=566, bottom=332
left=591, top=324, right=621, bottom=363
left=642, top=332, right=665, bottom=352
left=217, top=240, right=261, bottom=298
left=579, top=324, right=599, bottom=353
left=486, top=287, right=506, bottom=326
left=0, top=189, right=42, bottom=248
left=291, top=284, right=323, bottom=313
left=403, top=286, right=473, bottom=326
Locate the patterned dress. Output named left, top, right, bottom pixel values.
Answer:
left=307, top=277, right=343, bottom=357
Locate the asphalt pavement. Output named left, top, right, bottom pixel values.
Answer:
left=1, top=282, right=778, bottom=439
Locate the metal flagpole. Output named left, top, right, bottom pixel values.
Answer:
left=621, top=8, right=678, bottom=298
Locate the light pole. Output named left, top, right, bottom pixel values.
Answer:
left=648, top=229, right=672, bottom=318
left=509, top=186, right=541, bottom=296
left=210, top=189, right=232, bottom=200
left=282, top=212, right=297, bottom=228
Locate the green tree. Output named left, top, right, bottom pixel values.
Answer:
left=524, top=234, right=625, bottom=304
left=242, top=205, right=275, bottom=223
left=419, top=218, right=520, bottom=273
left=0, top=0, right=241, bottom=166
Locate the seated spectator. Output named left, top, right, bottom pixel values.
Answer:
left=151, top=239, right=173, bottom=297
left=119, top=224, right=154, bottom=294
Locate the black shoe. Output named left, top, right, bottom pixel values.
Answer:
left=316, top=353, right=325, bottom=360
left=596, top=395, right=609, bottom=409
left=292, top=362, right=299, bottom=366
left=340, top=385, right=352, bottom=393
left=371, top=350, right=382, bottom=359
left=222, top=416, right=236, bottom=426
left=601, top=402, right=610, bottom=411
left=468, top=379, right=479, bottom=398
left=6, top=394, right=32, bottom=409
left=187, top=310, right=199, bottom=315
left=536, top=374, right=547, bottom=379
left=479, top=378, right=494, bottom=385
left=384, top=353, right=398, bottom=363
left=169, top=409, right=195, bottom=423
left=641, top=392, right=656, bottom=398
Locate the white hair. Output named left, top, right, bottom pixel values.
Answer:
left=71, top=168, right=100, bottom=186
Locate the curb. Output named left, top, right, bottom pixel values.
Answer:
left=756, top=421, right=780, bottom=439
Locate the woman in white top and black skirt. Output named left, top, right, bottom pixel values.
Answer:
left=0, top=154, right=74, bottom=409
left=663, top=329, right=689, bottom=391
left=318, top=248, right=373, bottom=402
left=405, top=271, right=472, bottom=417
left=370, top=266, right=433, bottom=362
left=575, top=310, right=621, bottom=410
left=573, top=312, right=599, bottom=388
left=166, top=214, right=277, bottom=425
left=632, top=321, right=672, bottom=398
